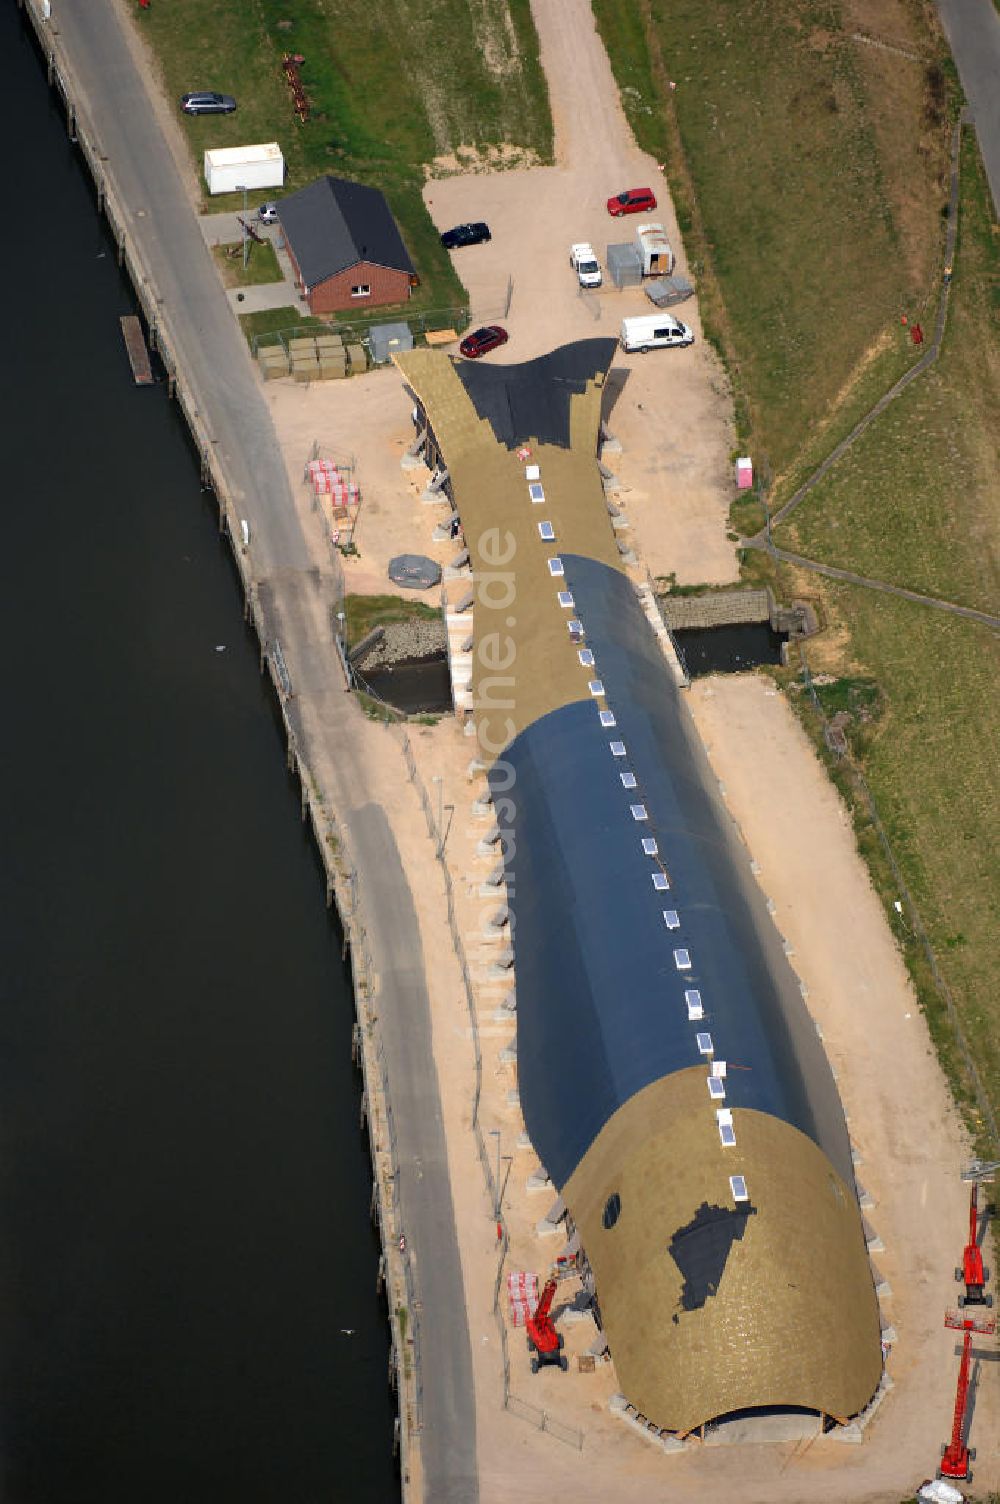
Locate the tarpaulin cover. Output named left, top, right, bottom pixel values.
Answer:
left=387, top=553, right=441, bottom=589
left=455, top=339, right=618, bottom=450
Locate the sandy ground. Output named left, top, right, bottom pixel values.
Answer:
left=116, top=0, right=997, bottom=1495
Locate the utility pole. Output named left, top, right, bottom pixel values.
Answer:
left=238, top=184, right=248, bottom=269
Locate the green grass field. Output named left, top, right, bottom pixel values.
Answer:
left=211, top=239, right=282, bottom=287
left=139, top=0, right=551, bottom=309
left=779, top=133, right=1000, bottom=614
left=796, top=590, right=1000, bottom=1137
left=344, top=593, right=440, bottom=642
left=592, top=0, right=955, bottom=484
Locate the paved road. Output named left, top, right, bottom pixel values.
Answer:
left=349, top=806, right=478, bottom=1504
left=47, top=1, right=477, bottom=1494
left=54, top=1, right=308, bottom=578
left=936, top=0, right=1000, bottom=215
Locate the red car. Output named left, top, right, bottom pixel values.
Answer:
left=607, top=186, right=657, bottom=217
left=459, top=324, right=509, bottom=359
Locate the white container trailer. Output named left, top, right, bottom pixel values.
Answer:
left=204, top=142, right=284, bottom=196
left=634, top=221, right=675, bottom=277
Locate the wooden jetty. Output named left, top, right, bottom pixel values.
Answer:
left=120, top=314, right=153, bottom=385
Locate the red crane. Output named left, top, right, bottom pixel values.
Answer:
left=940, top=1311, right=995, bottom=1480
left=526, top=1276, right=568, bottom=1374
left=955, top=1159, right=997, bottom=1307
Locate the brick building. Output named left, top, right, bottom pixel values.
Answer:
left=278, top=175, right=417, bottom=316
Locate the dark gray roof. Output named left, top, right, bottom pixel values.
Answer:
left=279, top=175, right=415, bottom=287
left=489, top=556, right=853, bottom=1191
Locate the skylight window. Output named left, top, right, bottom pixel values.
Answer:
left=578, top=649, right=595, bottom=668
left=620, top=772, right=637, bottom=789
left=588, top=680, right=605, bottom=697
left=599, top=709, right=617, bottom=728
left=642, top=837, right=658, bottom=856
left=696, top=1033, right=714, bottom=1056
left=528, top=481, right=544, bottom=502
left=609, top=740, right=626, bottom=757
left=673, top=948, right=691, bottom=969
left=707, top=1075, right=726, bottom=1101
left=567, top=619, right=583, bottom=640
left=685, top=989, right=703, bottom=1020
left=662, top=909, right=680, bottom=929
left=630, top=804, right=647, bottom=822
left=651, top=872, right=669, bottom=891
left=538, top=521, right=555, bottom=542
left=730, top=1175, right=749, bottom=1203
left=557, top=591, right=575, bottom=609
left=547, top=558, right=564, bottom=577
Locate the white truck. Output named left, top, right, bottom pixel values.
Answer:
left=569, top=243, right=602, bottom=288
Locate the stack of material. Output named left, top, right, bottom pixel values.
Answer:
left=306, top=458, right=360, bottom=515
left=507, top=1270, right=539, bottom=1328
left=317, top=333, right=347, bottom=380
left=257, top=343, right=290, bottom=380
left=288, top=335, right=316, bottom=382
left=346, top=342, right=368, bottom=375
left=292, top=354, right=319, bottom=383
left=306, top=457, right=341, bottom=484
left=328, top=480, right=360, bottom=515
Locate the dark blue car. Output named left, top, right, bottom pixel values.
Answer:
left=440, top=222, right=491, bottom=250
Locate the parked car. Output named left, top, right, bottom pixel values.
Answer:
left=459, top=325, right=509, bottom=359
left=257, top=202, right=279, bottom=225
left=441, top=222, right=491, bottom=250
left=606, top=186, right=656, bottom=217
left=569, top=242, right=602, bottom=288
left=180, top=91, right=237, bottom=116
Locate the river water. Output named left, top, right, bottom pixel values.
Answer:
left=0, top=12, right=396, bottom=1502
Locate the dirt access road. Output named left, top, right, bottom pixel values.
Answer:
left=425, top=0, right=737, bottom=588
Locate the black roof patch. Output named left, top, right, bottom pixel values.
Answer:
left=668, top=1201, right=757, bottom=1314
left=455, top=339, right=618, bottom=448
left=278, top=175, right=415, bottom=288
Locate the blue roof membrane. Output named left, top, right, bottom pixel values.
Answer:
left=488, top=557, right=853, bottom=1189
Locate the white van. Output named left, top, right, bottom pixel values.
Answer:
left=620, top=314, right=694, bottom=353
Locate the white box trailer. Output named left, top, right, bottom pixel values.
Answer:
left=204, top=142, right=284, bottom=196
left=635, top=221, right=675, bottom=277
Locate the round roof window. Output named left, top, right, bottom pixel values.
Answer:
left=602, top=1192, right=622, bottom=1230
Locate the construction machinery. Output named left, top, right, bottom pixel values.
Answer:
left=526, top=1276, right=568, bottom=1374
left=939, top=1311, right=995, bottom=1481
left=956, top=1160, right=998, bottom=1308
